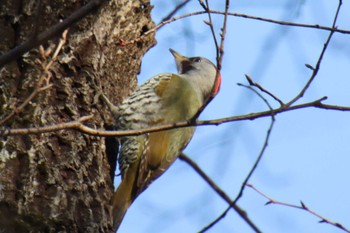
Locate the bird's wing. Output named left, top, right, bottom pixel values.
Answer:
left=112, top=73, right=200, bottom=227
left=135, top=74, right=200, bottom=195
left=116, top=73, right=172, bottom=130
left=115, top=73, right=174, bottom=187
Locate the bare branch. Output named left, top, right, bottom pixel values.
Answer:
left=243, top=74, right=284, bottom=106
left=200, top=0, right=220, bottom=58
left=200, top=207, right=230, bottom=233
left=115, top=10, right=350, bottom=47
left=237, top=83, right=274, bottom=111
left=247, top=184, right=350, bottom=233
left=314, top=103, right=350, bottom=111
left=217, top=0, right=230, bottom=70
left=0, top=30, right=68, bottom=126
left=202, top=74, right=287, bottom=231
left=0, top=115, right=93, bottom=136
left=232, top=81, right=275, bottom=204
left=286, top=0, right=343, bottom=106
left=234, top=118, right=275, bottom=204
left=226, top=11, right=349, bottom=34
left=0, top=0, right=107, bottom=67
left=190, top=0, right=229, bottom=121
left=160, top=0, right=192, bottom=22
left=179, top=154, right=262, bottom=233
left=3, top=96, right=350, bottom=137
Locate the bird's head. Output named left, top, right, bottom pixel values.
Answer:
left=170, top=48, right=221, bottom=100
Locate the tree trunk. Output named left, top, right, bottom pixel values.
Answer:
left=0, top=0, right=155, bottom=232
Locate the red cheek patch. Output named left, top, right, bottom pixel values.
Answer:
left=211, top=73, right=221, bottom=97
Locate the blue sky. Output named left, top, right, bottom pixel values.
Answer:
left=116, top=1, right=350, bottom=232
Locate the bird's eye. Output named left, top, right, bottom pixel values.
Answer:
left=193, top=58, right=201, bottom=63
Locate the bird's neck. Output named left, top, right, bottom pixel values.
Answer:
left=182, top=71, right=217, bottom=104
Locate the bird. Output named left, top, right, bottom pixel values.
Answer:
left=106, top=49, right=221, bottom=231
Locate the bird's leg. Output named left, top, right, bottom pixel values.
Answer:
left=90, top=76, right=120, bottom=118
left=99, top=92, right=120, bottom=117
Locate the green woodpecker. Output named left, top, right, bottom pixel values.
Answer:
left=110, top=49, right=221, bottom=231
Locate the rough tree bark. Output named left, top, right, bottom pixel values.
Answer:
left=0, top=0, right=155, bottom=232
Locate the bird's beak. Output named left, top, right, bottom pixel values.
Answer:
left=169, top=49, right=191, bottom=74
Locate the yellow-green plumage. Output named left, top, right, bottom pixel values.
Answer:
left=111, top=50, right=221, bottom=231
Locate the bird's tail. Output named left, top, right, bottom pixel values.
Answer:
left=112, top=172, right=136, bottom=232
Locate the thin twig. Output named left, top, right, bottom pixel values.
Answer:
left=244, top=74, right=284, bottom=106
left=0, top=0, right=107, bottom=67
left=247, top=183, right=350, bottom=233
left=3, top=96, right=350, bottom=137
left=160, top=0, right=192, bottom=22
left=0, top=115, right=93, bottom=137
left=115, top=10, right=350, bottom=47
left=286, top=0, right=342, bottom=106
left=200, top=0, right=220, bottom=57
left=230, top=11, right=349, bottom=34
left=179, top=154, right=262, bottom=233
left=0, top=30, right=68, bottom=126
left=237, top=83, right=274, bottom=111
left=190, top=0, right=229, bottom=121
left=217, top=0, right=230, bottom=70
left=199, top=207, right=230, bottom=233
left=314, top=103, right=350, bottom=111
left=234, top=117, right=275, bottom=204
left=203, top=78, right=278, bottom=231
left=232, top=82, right=275, bottom=204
